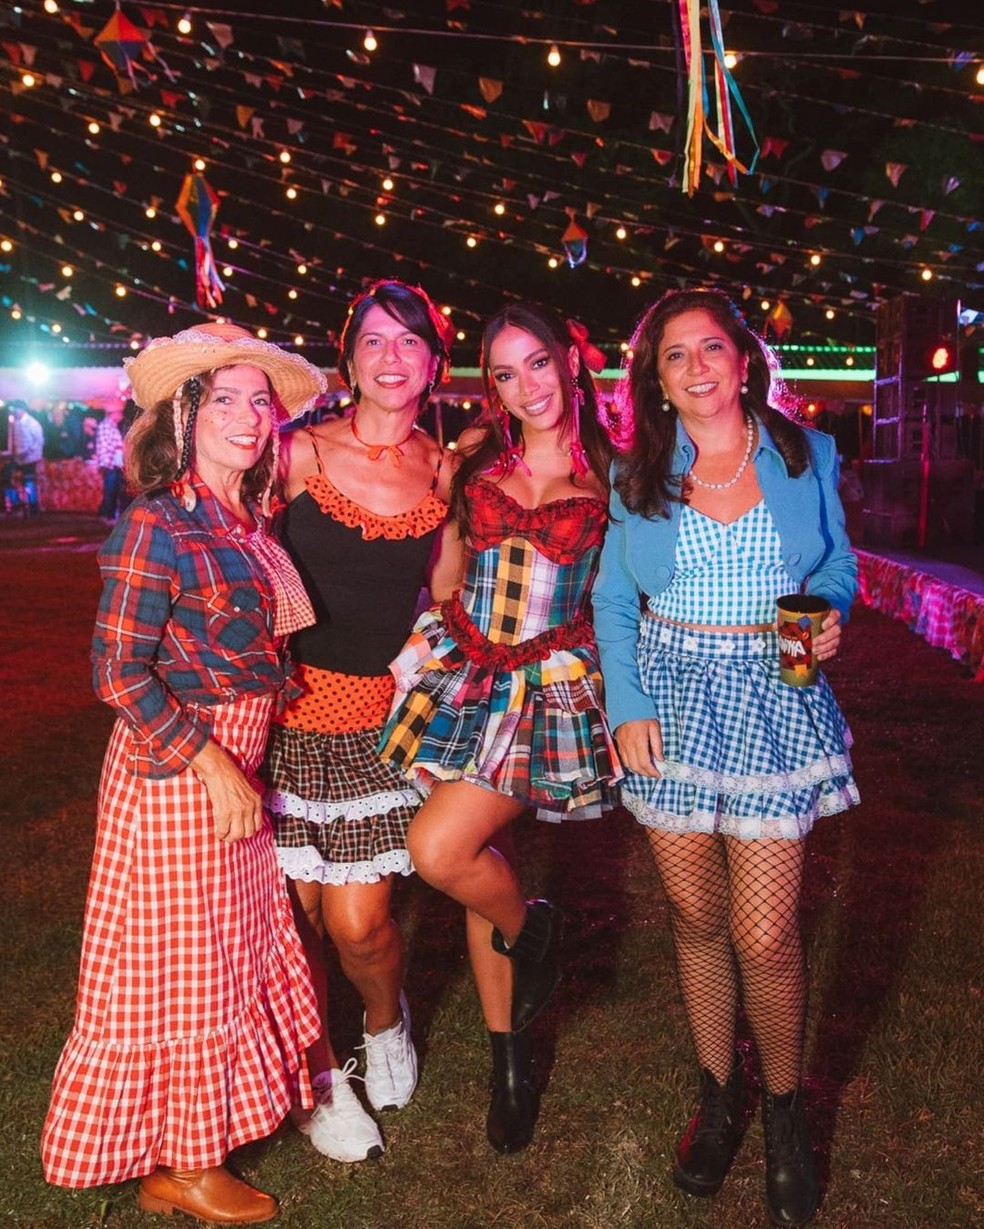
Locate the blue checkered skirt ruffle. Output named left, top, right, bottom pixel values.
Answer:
left=622, top=617, right=860, bottom=840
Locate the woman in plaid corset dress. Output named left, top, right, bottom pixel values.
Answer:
left=41, top=325, right=328, bottom=1224
left=379, top=303, right=622, bottom=1154
left=593, top=289, right=859, bottom=1229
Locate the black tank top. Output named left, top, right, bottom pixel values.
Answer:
left=278, top=428, right=447, bottom=677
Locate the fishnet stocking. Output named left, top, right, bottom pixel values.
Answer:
left=647, top=831, right=737, bottom=1085
left=647, top=830, right=807, bottom=1094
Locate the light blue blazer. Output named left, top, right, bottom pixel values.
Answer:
left=592, top=418, right=858, bottom=731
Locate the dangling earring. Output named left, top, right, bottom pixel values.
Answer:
left=740, top=382, right=749, bottom=396
left=661, top=395, right=672, bottom=414
left=568, top=376, right=590, bottom=478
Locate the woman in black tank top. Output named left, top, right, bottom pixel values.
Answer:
left=263, top=281, right=458, bottom=1163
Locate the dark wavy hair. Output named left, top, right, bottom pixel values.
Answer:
left=614, top=287, right=810, bottom=519
left=124, top=368, right=277, bottom=503
left=338, top=279, right=453, bottom=409
left=452, top=302, right=612, bottom=536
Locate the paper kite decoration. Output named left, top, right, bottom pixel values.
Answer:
left=93, top=10, right=150, bottom=84
left=175, top=173, right=225, bottom=310
left=561, top=213, right=589, bottom=268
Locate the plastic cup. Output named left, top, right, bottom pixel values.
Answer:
left=776, top=594, right=830, bottom=687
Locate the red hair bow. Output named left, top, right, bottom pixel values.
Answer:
left=566, top=319, right=607, bottom=374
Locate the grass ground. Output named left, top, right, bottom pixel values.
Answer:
left=1, top=525, right=981, bottom=1228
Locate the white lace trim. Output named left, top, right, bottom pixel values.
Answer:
left=625, top=780, right=860, bottom=841
left=278, top=845, right=413, bottom=885
left=642, top=751, right=854, bottom=797
left=266, top=786, right=421, bottom=825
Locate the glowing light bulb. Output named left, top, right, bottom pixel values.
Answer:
left=61, top=265, right=73, bottom=278
left=151, top=241, right=162, bottom=251
left=825, top=309, right=835, bottom=320
left=364, top=30, right=377, bottom=52
left=73, top=209, right=84, bottom=221
left=145, top=206, right=157, bottom=219
left=50, top=171, right=62, bottom=184
left=115, top=285, right=127, bottom=298
left=177, top=12, right=192, bottom=35
left=375, top=213, right=386, bottom=226
left=547, top=256, right=559, bottom=268
left=724, top=51, right=738, bottom=69
left=631, top=275, right=642, bottom=287
left=286, top=186, right=298, bottom=200
left=279, top=150, right=291, bottom=164
left=88, top=121, right=100, bottom=136
left=22, top=73, right=36, bottom=88
left=297, top=263, right=308, bottom=275
left=615, top=226, right=627, bottom=240
left=288, top=288, right=298, bottom=300
left=713, top=240, right=725, bottom=253
left=494, top=202, right=506, bottom=216
left=466, top=236, right=477, bottom=248
left=761, top=300, right=771, bottom=311
left=228, top=238, right=239, bottom=250
left=921, top=268, right=933, bottom=282
left=149, top=113, right=162, bottom=128
left=810, top=253, right=822, bottom=267
left=1, top=239, right=14, bottom=253
left=382, top=177, right=394, bottom=192
left=456, top=331, right=466, bottom=341
left=257, top=328, right=268, bottom=339
left=294, top=335, right=304, bottom=346
left=547, top=44, right=561, bottom=68
left=193, top=158, right=206, bottom=172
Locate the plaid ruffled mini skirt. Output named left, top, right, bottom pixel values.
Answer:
left=622, top=617, right=860, bottom=841
left=266, top=668, right=422, bottom=885
left=377, top=606, right=621, bottom=822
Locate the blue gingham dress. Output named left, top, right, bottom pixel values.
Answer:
left=624, top=502, right=859, bottom=840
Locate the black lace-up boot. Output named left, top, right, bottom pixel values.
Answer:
left=762, top=1088, right=819, bottom=1227
left=672, top=1055, right=744, bottom=1196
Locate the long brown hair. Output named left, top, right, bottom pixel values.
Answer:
left=452, top=302, right=612, bottom=535
left=615, top=287, right=810, bottom=519
left=125, top=368, right=277, bottom=503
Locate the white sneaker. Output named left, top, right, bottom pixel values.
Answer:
left=362, top=992, right=418, bottom=1111
left=299, top=1059, right=385, bottom=1162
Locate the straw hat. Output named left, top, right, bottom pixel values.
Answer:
left=125, top=322, right=327, bottom=419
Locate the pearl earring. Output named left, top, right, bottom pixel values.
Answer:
left=740, top=382, right=749, bottom=396
left=661, top=396, right=671, bottom=413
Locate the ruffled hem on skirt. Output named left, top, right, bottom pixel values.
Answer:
left=266, top=724, right=420, bottom=883
left=622, top=618, right=860, bottom=841
left=379, top=608, right=622, bottom=821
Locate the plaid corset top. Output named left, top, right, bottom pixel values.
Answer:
left=459, top=477, right=608, bottom=646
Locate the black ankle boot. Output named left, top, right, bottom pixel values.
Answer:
left=486, top=1030, right=539, bottom=1154
left=762, top=1088, right=819, bottom=1227
left=490, top=899, right=561, bottom=1031
left=673, top=1055, right=744, bottom=1197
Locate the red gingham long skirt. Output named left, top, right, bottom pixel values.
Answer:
left=41, top=694, right=321, bottom=1189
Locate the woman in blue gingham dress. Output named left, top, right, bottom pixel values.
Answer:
left=594, top=289, right=858, bottom=1229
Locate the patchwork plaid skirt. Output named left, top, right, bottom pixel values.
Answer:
left=623, top=618, right=860, bottom=840
left=378, top=607, right=622, bottom=821
left=265, top=721, right=421, bottom=885
left=41, top=695, right=320, bottom=1189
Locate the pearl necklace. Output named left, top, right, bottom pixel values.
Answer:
left=688, top=416, right=755, bottom=491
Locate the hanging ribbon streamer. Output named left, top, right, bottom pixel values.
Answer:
left=677, top=0, right=759, bottom=196
left=175, top=172, right=225, bottom=310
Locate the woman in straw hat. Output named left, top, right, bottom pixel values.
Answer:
left=41, top=323, right=327, bottom=1224
left=264, top=280, right=457, bottom=1163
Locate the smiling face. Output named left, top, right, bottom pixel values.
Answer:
left=656, top=307, right=750, bottom=424
left=486, top=323, right=579, bottom=435
left=192, top=364, right=273, bottom=487
left=347, top=302, right=439, bottom=415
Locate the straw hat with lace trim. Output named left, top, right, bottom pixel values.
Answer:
left=125, top=322, right=327, bottom=420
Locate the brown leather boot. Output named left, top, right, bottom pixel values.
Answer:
left=138, top=1165, right=278, bottom=1224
